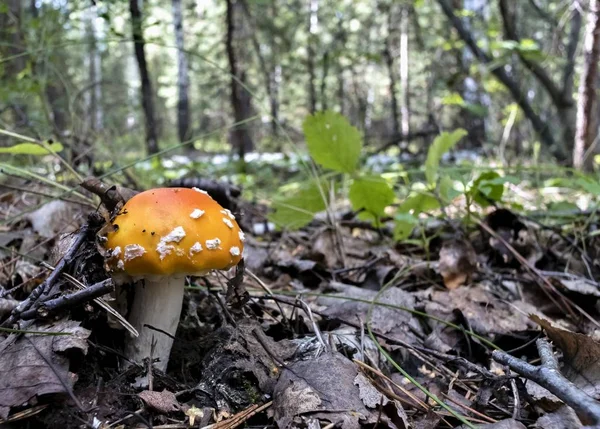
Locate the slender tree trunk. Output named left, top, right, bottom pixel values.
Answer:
left=499, top=0, right=576, bottom=159
left=87, top=4, right=103, bottom=132
left=129, top=0, right=159, bottom=154
left=225, top=0, right=254, bottom=160
left=240, top=0, right=279, bottom=136
left=399, top=6, right=410, bottom=138
left=2, top=0, right=29, bottom=128
left=337, top=63, right=345, bottom=116
left=573, top=0, right=600, bottom=170
left=172, top=0, right=190, bottom=143
left=561, top=6, right=582, bottom=155
left=437, top=0, right=555, bottom=150
left=383, top=7, right=400, bottom=137
left=307, top=0, right=319, bottom=114
left=320, top=51, right=329, bottom=111
left=29, top=0, right=68, bottom=136
left=383, top=43, right=399, bottom=137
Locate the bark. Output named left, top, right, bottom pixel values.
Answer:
left=573, top=0, right=600, bottom=170
left=307, top=0, right=319, bottom=114
left=383, top=44, right=399, bottom=136
left=225, top=0, right=254, bottom=159
left=87, top=4, right=103, bottom=132
left=29, top=0, right=68, bottom=136
left=437, top=0, right=556, bottom=150
left=172, top=0, right=190, bottom=143
left=320, top=51, right=330, bottom=111
left=1, top=0, right=29, bottom=128
left=240, top=0, right=279, bottom=136
left=498, top=0, right=582, bottom=158
left=129, top=0, right=159, bottom=155
left=399, top=6, right=410, bottom=137
left=383, top=10, right=400, bottom=137
left=337, top=62, right=345, bottom=116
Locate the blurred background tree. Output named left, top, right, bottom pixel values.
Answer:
left=0, top=0, right=597, bottom=174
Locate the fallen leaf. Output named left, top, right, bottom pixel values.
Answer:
left=0, top=320, right=90, bottom=419
left=533, top=405, right=583, bottom=428
left=138, top=389, right=180, bottom=414
left=273, top=352, right=396, bottom=429
left=437, top=239, right=477, bottom=289
left=317, top=282, right=424, bottom=346
left=26, top=200, right=80, bottom=239
left=532, top=315, right=600, bottom=397
left=456, top=418, right=526, bottom=428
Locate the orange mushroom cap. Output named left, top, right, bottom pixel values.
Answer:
left=103, top=187, right=245, bottom=276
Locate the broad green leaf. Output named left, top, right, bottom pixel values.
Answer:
left=469, top=171, right=505, bottom=207
left=438, top=175, right=461, bottom=201
left=269, top=181, right=329, bottom=230
left=0, top=142, right=63, bottom=155
left=349, top=175, right=395, bottom=221
left=574, top=177, right=600, bottom=195
left=425, top=129, right=467, bottom=186
left=394, top=213, right=419, bottom=241
left=303, top=110, right=362, bottom=173
left=394, top=192, right=440, bottom=240
left=399, top=192, right=441, bottom=215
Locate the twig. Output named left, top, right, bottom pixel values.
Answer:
left=20, top=279, right=114, bottom=320
left=492, top=339, right=600, bottom=426
left=1, top=223, right=90, bottom=327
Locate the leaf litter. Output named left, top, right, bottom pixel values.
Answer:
left=0, top=177, right=600, bottom=429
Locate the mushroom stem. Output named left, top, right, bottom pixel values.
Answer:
left=124, top=276, right=185, bottom=372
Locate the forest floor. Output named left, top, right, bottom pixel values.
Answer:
left=1, top=175, right=600, bottom=429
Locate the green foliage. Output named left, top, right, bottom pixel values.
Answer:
left=0, top=142, right=64, bottom=155
left=394, top=192, right=440, bottom=240
left=303, top=111, right=362, bottom=174
left=425, top=129, right=467, bottom=186
left=270, top=181, right=330, bottom=230
left=468, top=171, right=505, bottom=207
left=349, top=175, right=395, bottom=220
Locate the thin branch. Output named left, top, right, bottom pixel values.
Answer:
left=493, top=339, right=600, bottom=426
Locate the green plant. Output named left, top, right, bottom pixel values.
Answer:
left=270, top=111, right=516, bottom=241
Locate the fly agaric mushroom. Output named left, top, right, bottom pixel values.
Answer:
left=101, top=187, right=245, bottom=371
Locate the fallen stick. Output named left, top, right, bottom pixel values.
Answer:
left=492, top=339, right=600, bottom=427
left=20, top=279, right=114, bottom=320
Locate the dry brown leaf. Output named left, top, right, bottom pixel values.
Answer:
left=438, top=239, right=477, bottom=289
left=0, top=320, right=90, bottom=419
left=273, top=352, right=399, bottom=429
left=138, top=389, right=180, bottom=414
left=531, top=315, right=600, bottom=397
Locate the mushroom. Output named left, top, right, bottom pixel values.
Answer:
left=101, top=187, right=245, bottom=371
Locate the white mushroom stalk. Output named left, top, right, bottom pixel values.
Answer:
left=124, top=275, right=185, bottom=372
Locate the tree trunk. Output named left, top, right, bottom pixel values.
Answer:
left=225, top=0, right=254, bottom=160
left=498, top=0, right=576, bottom=159
left=172, top=0, right=190, bottom=143
left=399, top=6, right=410, bottom=138
left=573, top=0, right=600, bottom=170
left=240, top=0, right=279, bottom=136
left=307, top=0, right=319, bottom=114
left=2, top=0, right=29, bottom=128
left=320, top=51, right=330, bottom=111
left=87, top=4, right=103, bottom=132
left=437, top=0, right=555, bottom=150
left=383, top=12, right=400, bottom=137
left=337, top=62, right=345, bottom=116
left=129, top=0, right=159, bottom=155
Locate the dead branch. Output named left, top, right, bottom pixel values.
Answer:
left=20, top=279, right=114, bottom=320
left=0, top=223, right=91, bottom=327
left=492, top=339, right=600, bottom=427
